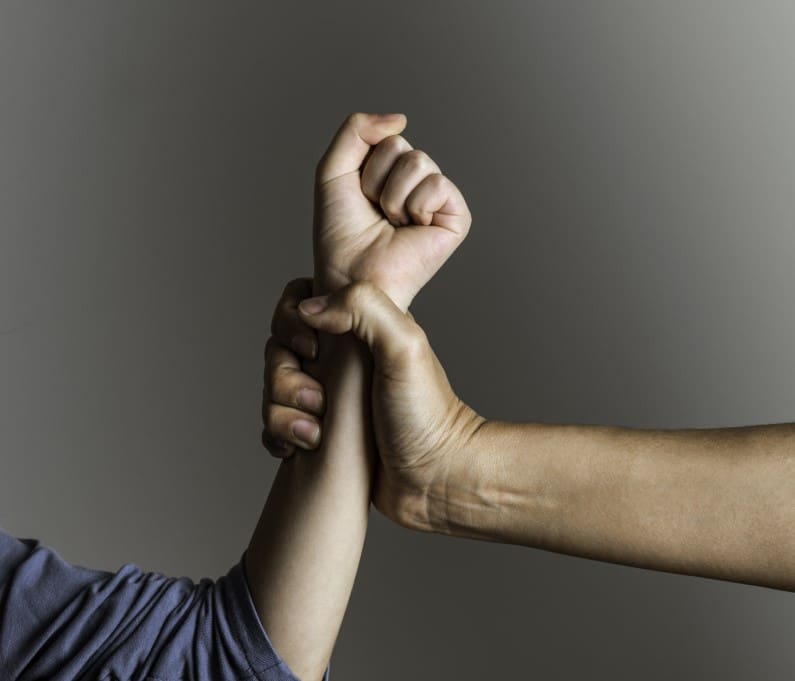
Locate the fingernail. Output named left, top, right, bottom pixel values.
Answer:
left=292, top=419, right=320, bottom=447
left=376, top=112, right=403, bottom=120
left=296, top=388, right=323, bottom=413
left=292, top=334, right=317, bottom=359
left=299, top=296, right=329, bottom=315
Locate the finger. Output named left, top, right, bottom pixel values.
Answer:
left=315, top=112, right=408, bottom=186
left=360, top=134, right=413, bottom=204
left=297, top=282, right=427, bottom=371
left=264, top=336, right=298, bottom=386
left=271, top=277, right=318, bottom=359
left=266, top=341, right=326, bottom=416
left=405, top=173, right=471, bottom=236
left=262, top=428, right=296, bottom=459
left=380, top=150, right=441, bottom=226
left=280, top=276, right=314, bottom=301
left=264, top=402, right=322, bottom=450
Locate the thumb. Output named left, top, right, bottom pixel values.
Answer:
left=297, top=281, right=424, bottom=368
left=315, top=112, right=407, bottom=185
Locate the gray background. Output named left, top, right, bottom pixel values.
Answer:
left=1, top=2, right=793, bottom=679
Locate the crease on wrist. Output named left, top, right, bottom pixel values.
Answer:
left=427, top=407, right=488, bottom=537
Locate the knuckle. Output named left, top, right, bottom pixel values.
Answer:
left=284, top=277, right=311, bottom=298
left=382, top=134, right=409, bottom=154
left=402, top=323, right=428, bottom=360
left=263, top=406, right=277, bottom=432
left=342, top=281, right=362, bottom=310
left=278, top=372, right=301, bottom=406
left=346, top=112, right=367, bottom=130
left=405, top=191, right=428, bottom=215
left=361, top=174, right=379, bottom=200
left=271, top=359, right=300, bottom=400
left=427, top=172, right=447, bottom=191
left=401, top=149, right=432, bottom=172
left=385, top=323, right=427, bottom=367
left=270, top=319, right=288, bottom=345
left=261, top=421, right=273, bottom=442
left=288, top=384, right=303, bottom=410
left=282, top=277, right=299, bottom=296
left=262, top=429, right=292, bottom=457
left=344, top=280, right=375, bottom=309
left=270, top=298, right=287, bottom=333
left=380, top=196, right=405, bottom=221
left=261, top=428, right=277, bottom=452
left=344, top=281, right=382, bottom=316
left=270, top=305, right=293, bottom=343
left=264, top=369, right=278, bottom=400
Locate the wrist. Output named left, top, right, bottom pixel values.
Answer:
left=314, top=266, right=413, bottom=313
left=313, top=269, right=348, bottom=298
left=309, top=267, right=369, bottom=379
left=432, top=420, right=577, bottom=547
left=412, top=405, right=490, bottom=537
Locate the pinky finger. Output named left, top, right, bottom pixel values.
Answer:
left=264, top=403, right=322, bottom=451
left=262, top=429, right=296, bottom=459
left=405, top=173, right=471, bottom=236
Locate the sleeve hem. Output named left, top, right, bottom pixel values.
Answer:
left=221, top=550, right=330, bottom=681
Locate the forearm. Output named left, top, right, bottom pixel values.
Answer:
left=245, top=332, right=373, bottom=680
left=432, top=420, right=795, bottom=590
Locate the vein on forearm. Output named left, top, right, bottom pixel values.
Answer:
left=440, top=420, right=795, bottom=591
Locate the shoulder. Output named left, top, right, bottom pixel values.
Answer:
left=0, top=529, right=303, bottom=680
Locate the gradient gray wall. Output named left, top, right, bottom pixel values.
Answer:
left=1, top=2, right=793, bottom=679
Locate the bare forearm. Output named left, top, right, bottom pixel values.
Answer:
left=245, top=334, right=373, bottom=679
left=433, top=420, right=795, bottom=590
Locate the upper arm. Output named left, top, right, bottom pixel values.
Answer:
left=0, top=530, right=304, bottom=680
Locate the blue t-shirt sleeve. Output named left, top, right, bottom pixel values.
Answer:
left=0, top=529, right=329, bottom=681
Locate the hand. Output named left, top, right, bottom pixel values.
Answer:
left=314, top=113, right=471, bottom=310
left=262, top=283, right=795, bottom=592
left=262, top=279, right=484, bottom=530
left=261, top=278, right=325, bottom=459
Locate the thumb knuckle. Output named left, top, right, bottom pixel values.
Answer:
left=405, top=323, right=428, bottom=357
left=344, top=280, right=378, bottom=308
left=346, top=112, right=367, bottom=129
left=391, top=322, right=427, bottom=364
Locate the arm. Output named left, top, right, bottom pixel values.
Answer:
left=287, top=282, right=795, bottom=592
left=245, top=331, right=373, bottom=680
left=437, top=420, right=795, bottom=591
left=243, top=118, right=390, bottom=680
left=246, top=113, right=471, bottom=679
left=0, top=529, right=301, bottom=680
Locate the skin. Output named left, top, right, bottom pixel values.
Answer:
left=265, top=282, right=795, bottom=593
left=246, top=113, right=471, bottom=680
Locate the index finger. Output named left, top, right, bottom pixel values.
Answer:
left=315, top=112, right=408, bottom=186
left=271, top=277, right=318, bottom=359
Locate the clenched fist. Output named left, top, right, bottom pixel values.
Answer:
left=313, top=112, right=471, bottom=311
left=262, top=112, right=477, bottom=520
